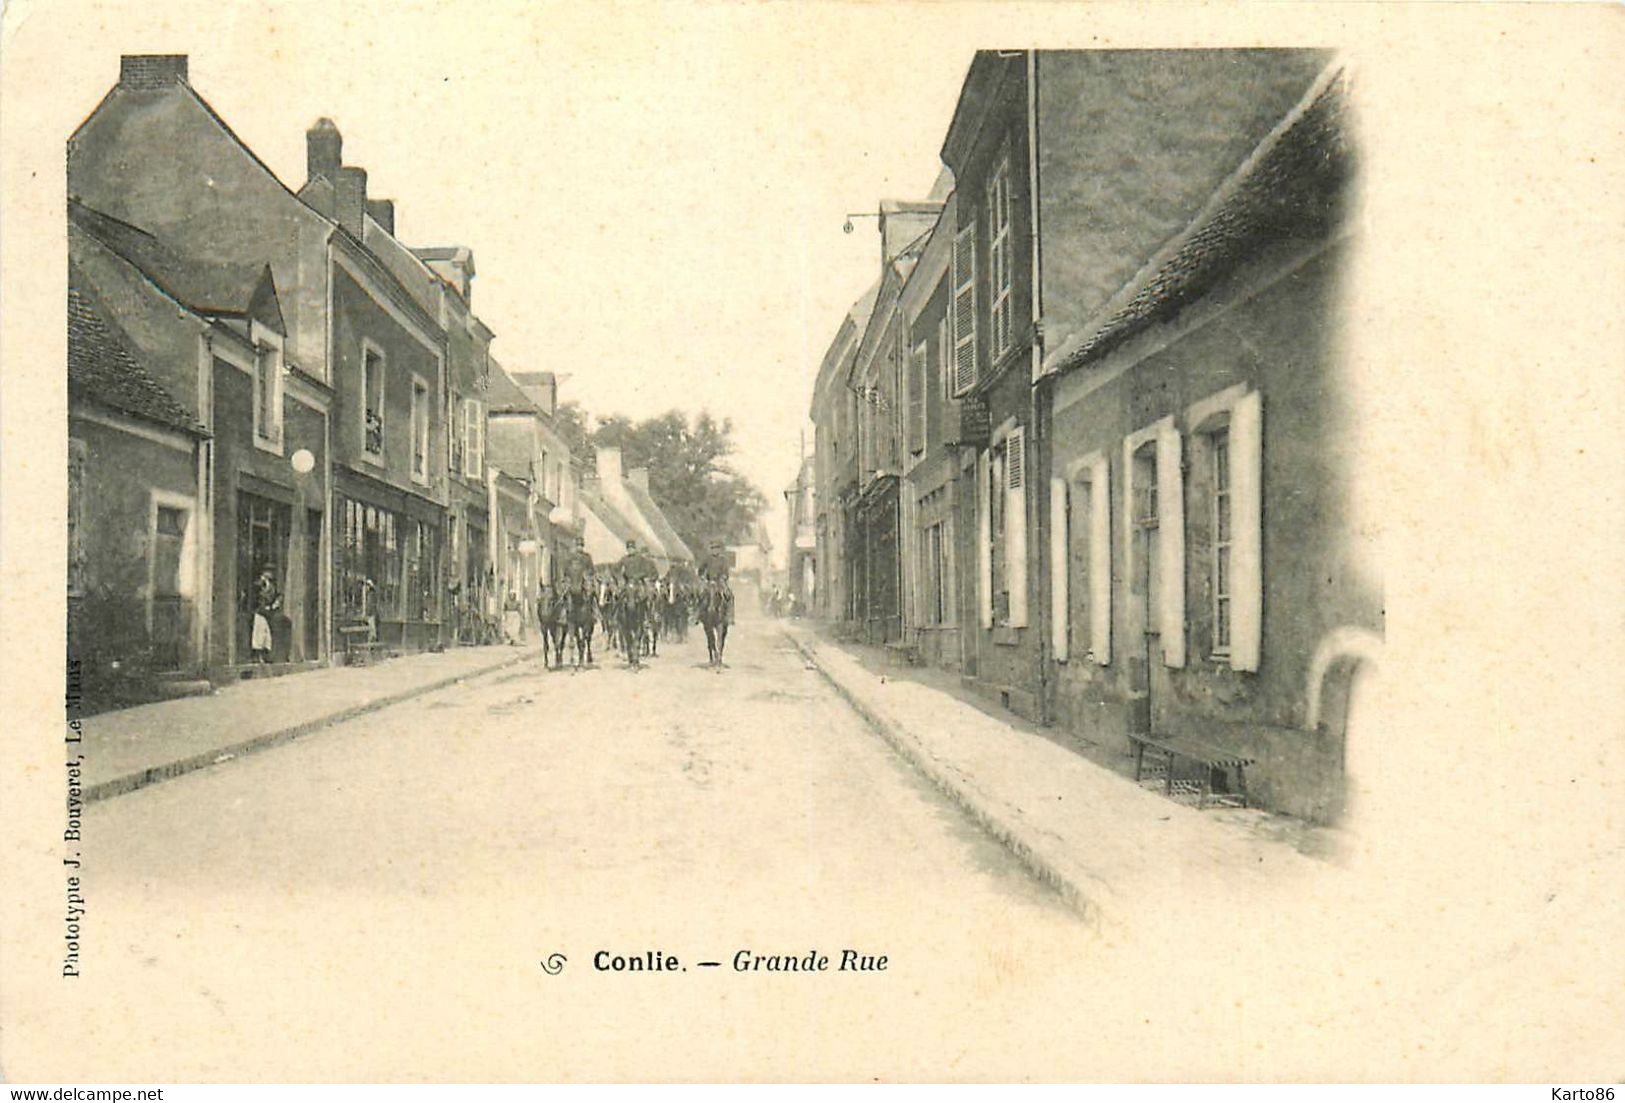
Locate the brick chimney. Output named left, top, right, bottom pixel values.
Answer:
left=366, top=199, right=396, bottom=235
left=335, top=166, right=367, bottom=237
left=306, top=118, right=342, bottom=185
left=119, top=55, right=188, bottom=91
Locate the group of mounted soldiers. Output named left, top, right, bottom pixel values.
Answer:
left=535, top=535, right=735, bottom=671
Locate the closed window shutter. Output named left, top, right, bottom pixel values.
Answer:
left=1049, top=476, right=1068, bottom=660
left=910, top=343, right=926, bottom=454
left=977, top=451, right=992, bottom=628
left=1006, top=426, right=1028, bottom=627
left=1229, top=391, right=1263, bottom=672
left=1156, top=422, right=1185, bottom=668
left=1088, top=454, right=1112, bottom=666
left=952, top=226, right=977, bottom=396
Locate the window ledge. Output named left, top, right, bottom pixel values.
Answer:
left=361, top=452, right=387, bottom=468
left=253, top=434, right=285, bottom=457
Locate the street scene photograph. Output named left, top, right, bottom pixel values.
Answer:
left=3, top=0, right=1623, bottom=1088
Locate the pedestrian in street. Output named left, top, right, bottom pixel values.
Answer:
left=251, top=564, right=281, bottom=664
left=503, top=590, right=524, bottom=645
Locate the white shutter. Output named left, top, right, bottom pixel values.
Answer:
left=1088, top=454, right=1112, bottom=666
left=1006, top=426, right=1028, bottom=627
left=1156, top=422, right=1185, bottom=668
left=1230, top=391, right=1263, bottom=672
left=977, top=451, right=992, bottom=628
left=1050, top=476, right=1068, bottom=660
left=952, top=225, right=978, bottom=397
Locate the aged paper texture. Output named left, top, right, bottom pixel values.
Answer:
left=3, top=0, right=1623, bottom=1083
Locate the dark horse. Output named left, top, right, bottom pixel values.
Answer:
left=618, top=579, right=657, bottom=670
left=563, top=583, right=597, bottom=670
left=696, top=580, right=733, bottom=669
left=536, top=585, right=568, bottom=670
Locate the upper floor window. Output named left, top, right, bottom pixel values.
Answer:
left=449, top=391, right=465, bottom=474
left=463, top=397, right=484, bottom=478
left=909, top=340, right=927, bottom=457
left=987, top=152, right=1015, bottom=361
left=411, top=376, right=430, bottom=483
left=951, top=223, right=978, bottom=396
left=253, top=328, right=284, bottom=451
left=362, top=342, right=385, bottom=459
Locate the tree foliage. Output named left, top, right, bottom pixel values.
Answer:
left=587, top=410, right=765, bottom=554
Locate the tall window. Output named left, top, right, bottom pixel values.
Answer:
left=411, top=377, right=430, bottom=481
left=987, top=153, right=1015, bottom=360
left=254, top=340, right=283, bottom=447
left=362, top=343, right=385, bottom=458
left=909, top=341, right=926, bottom=456
left=463, top=398, right=483, bottom=478
left=951, top=225, right=978, bottom=396
left=1211, top=427, right=1232, bottom=655
left=449, top=391, right=465, bottom=474
left=990, top=441, right=1007, bottom=623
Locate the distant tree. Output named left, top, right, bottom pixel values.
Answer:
left=552, top=400, right=594, bottom=469
left=589, top=410, right=765, bottom=553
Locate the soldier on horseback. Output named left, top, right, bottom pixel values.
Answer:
left=557, top=534, right=599, bottom=669
left=618, top=539, right=659, bottom=667
left=696, top=538, right=734, bottom=667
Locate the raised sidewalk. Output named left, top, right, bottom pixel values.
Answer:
left=76, top=644, right=540, bottom=803
left=781, top=621, right=1327, bottom=928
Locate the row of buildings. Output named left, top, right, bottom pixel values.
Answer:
left=67, top=55, right=692, bottom=704
left=797, top=49, right=1382, bottom=823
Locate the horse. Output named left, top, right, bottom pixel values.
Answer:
left=696, top=579, right=733, bottom=668
left=618, top=578, right=656, bottom=670
left=563, top=582, right=598, bottom=670
left=536, top=586, right=568, bottom=670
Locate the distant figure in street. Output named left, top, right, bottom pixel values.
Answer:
left=251, top=565, right=281, bottom=664
left=503, top=590, right=524, bottom=645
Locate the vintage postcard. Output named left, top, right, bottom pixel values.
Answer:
left=2, top=0, right=1621, bottom=1085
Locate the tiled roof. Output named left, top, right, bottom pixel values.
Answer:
left=68, top=286, right=205, bottom=436
left=1062, top=72, right=1350, bottom=373
left=621, top=479, right=693, bottom=561
left=68, top=201, right=272, bottom=321
left=485, top=364, right=539, bottom=414
left=578, top=485, right=641, bottom=543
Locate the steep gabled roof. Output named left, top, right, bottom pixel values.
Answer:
left=485, top=364, right=540, bottom=415
left=69, top=200, right=278, bottom=325
left=578, top=484, right=642, bottom=544
left=1061, top=68, right=1350, bottom=374
left=68, top=285, right=206, bottom=437
left=621, top=479, right=693, bottom=562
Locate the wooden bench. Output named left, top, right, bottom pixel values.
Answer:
left=1128, top=732, right=1255, bottom=809
left=338, top=622, right=388, bottom=667
left=883, top=640, right=922, bottom=667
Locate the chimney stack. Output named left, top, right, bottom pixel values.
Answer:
left=509, top=371, right=557, bottom=415
left=119, top=55, right=189, bottom=91
left=336, top=166, right=368, bottom=237
left=306, top=117, right=342, bottom=185
left=596, top=447, right=623, bottom=487
left=627, top=468, right=651, bottom=492
left=366, top=198, right=396, bottom=235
